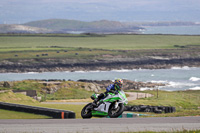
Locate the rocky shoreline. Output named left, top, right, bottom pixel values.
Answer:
left=0, top=57, right=200, bottom=73
left=77, top=79, right=166, bottom=91
left=1, top=79, right=166, bottom=92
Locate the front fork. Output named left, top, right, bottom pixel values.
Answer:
left=114, top=101, right=119, bottom=109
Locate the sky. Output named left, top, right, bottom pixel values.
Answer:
left=0, top=0, right=200, bottom=24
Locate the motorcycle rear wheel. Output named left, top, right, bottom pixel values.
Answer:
left=81, top=103, right=93, bottom=119
left=108, top=103, right=124, bottom=118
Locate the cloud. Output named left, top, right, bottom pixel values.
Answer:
left=0, top=0, right=200, bottom=23
left=2, top=0, right=200, bottom=10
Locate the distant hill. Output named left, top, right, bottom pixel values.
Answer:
left=0, top=24, right=51, bottom=33
left=1, top=19, right=198, bottom=34
left=23, top=19, right=144, bottom=33
left=24, top=19, right=89, bottom=31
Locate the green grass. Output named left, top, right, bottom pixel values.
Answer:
left=0, top=109, right=51, bottom=119
left=0, top=91, right=51, bottom=119
left=0, top=80, right=94, bottom=118
left=128, top=90, right=200, bottom=117
left=0, top=48, right=114, bottom=60
left=0, top=34, right=199, bottom=60
left=0, top=87, right=10, bottom=90
left=50, top=87, right=93, bottom=100
left=0, top=91, right=39, bottom=104
left=1, top=81, right=200, bottom=119
left=0, top=92, right=83, bottom=119
left=0, top=90, right=84, bottom=119
left=1, top=89, right=200, bottom=119
left=35, top=103, right=84, bottom=119
left=0, top=34, right=200, bottom=50
left=12, top=80, right=44, bottom=90
left=128, top=90, right=200, bottom=109
left=10, top=80, right=94, bottom=101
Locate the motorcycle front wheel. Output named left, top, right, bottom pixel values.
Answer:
left=108, top=103, right=124, bottom=118
left=81, top=103, right=93, bottom=119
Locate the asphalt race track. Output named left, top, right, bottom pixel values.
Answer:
left=0, top=117, right=200, bottom=133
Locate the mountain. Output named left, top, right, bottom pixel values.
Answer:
left=2, top=19, right=198, bottom=34
left=24, top=19, right=89, bottom=31
left=0, top=24, right=52, bottom=33
left=23, top=19, right=143, bottom=33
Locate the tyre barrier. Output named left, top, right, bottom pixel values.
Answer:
left=125, top=105, right=176, bottom=114
left=0, top=102, right=75, bottom=119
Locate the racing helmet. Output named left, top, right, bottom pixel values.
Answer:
left=114, top=78, right=123, bottom=90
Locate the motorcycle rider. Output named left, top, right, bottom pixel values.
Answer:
left=92, top=78, right=123, bottom=107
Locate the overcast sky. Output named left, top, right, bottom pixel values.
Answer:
left=0, top=0, right=200, bottom=24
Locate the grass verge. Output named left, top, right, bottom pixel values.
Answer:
left=1, top=34, right=200, bottom=50
left=0, top=88, right=200, bottom=119
left=0, top=34, right=200, bottom=61
left=128, top=90, right=200, bottom=117
left=0, top=91, right=84, bottom=119
left=0, top=109, right=50, bottom=119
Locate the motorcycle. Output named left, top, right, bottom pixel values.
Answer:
left=81, top=90, right=128, bottom=118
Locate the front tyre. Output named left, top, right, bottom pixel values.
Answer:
left=81, top=103, right=93, bottom=119
left=108, top=103, right=124, bottom=118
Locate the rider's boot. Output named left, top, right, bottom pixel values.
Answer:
left=96, top=100, right=103, bottom=107
left=92, top=98, right=99, bottom=107
left=92, top=93, right=104, bottom=107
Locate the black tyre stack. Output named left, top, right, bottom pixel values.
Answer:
left=124, top=105, right=176, bottom=114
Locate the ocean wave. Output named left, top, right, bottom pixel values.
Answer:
left=188, top=86, right=200, bottom=90
left=140, top=86, right=173, bottom=91
left=140, top=87, right=154, bottom=91
left=89, top=70, right=102, bottom=73
left=111, top=69, right=133, bottom=72
left=22, top=72, right=39, bottom=74
left=150, top=80, right=168, bottom=84
left=167, top=81, right=196, bottom=88
left=150, top=80, right=197, bottom=88
left=74, top=71, right=86, bottom=73
left=171, top=66, right=190, bottom=70
left=64, top=71, right=70, bottom=73
left=189, top=77, right=200, bottom=82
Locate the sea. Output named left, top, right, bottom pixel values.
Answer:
left=0, top=66, right=200, bottom=91
left=67, top=26, right=200, bottom=35
left=1, top=26, right=200, bottom=91
left=142, top=26, right=200, bottom=35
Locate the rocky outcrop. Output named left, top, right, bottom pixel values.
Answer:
left=38, top=79, right=165, bottom=95
left=0, top=57, right=200, bottom=73
left=0, top=81, right=14, bottom=88
left=78, top=79, right=165, bottom=90
left=81, top=83, right=102, bottom=92
left=39, top=81, right=102, bottom=94
left=0, top=80, right=165, bottom=101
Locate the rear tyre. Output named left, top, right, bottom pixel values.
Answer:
left=108, top=103, right=124, bottom=118
left=81, top=103, right=92, bottom=119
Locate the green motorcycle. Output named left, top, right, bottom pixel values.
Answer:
left=81, top=90, right=128, bottom=118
